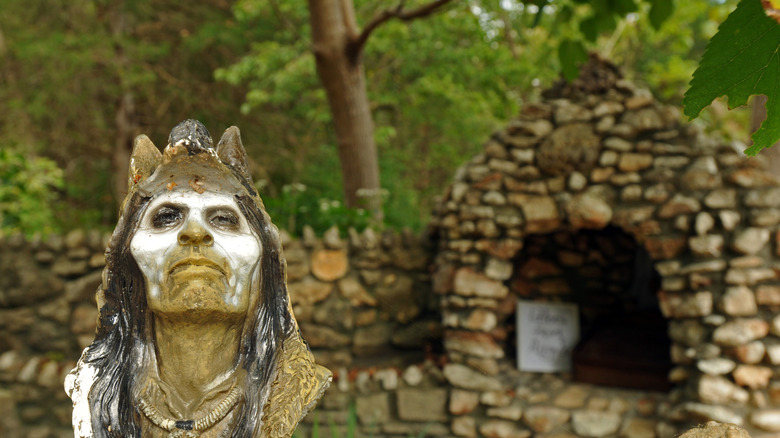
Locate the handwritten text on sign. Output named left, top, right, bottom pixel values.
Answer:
left=517, top=301, right=579, bottom=372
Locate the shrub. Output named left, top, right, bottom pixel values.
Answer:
left=260, top=182, right=373, bottom=236
left=0, top=149, right=64, bottom=237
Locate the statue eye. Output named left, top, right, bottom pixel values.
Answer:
left=152, top=206, right=183, bottom=229
left=209, top=210, right=239, bottom=231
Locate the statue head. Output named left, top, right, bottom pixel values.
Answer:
left=130, top=186, right=262, bottom=322
left=65, top=120, right=330, bottom=438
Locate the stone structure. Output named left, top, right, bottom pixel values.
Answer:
left=430, top=58, right=780, bottom=436
left=3, top=223, right=765, bottom=438
left=0, top=226, right=688, bottom=438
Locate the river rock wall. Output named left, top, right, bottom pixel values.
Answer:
left=0, top=228, right=726, bottom=438
left=0, top=227, right=439, bottom=438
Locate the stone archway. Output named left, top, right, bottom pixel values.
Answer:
left=431, top=58, right=780, bottom=436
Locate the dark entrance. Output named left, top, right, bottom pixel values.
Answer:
left=507, top=225, right=671, bottom=391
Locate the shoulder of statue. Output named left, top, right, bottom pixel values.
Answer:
left=259, top=328, right=332, bottom=438
left=65, top=349, right=99, bottom=438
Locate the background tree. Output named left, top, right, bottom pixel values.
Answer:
left=306, top=0, right=454, bottom=217
left=229, top=0, right=681, bottom=222
left=0, top=0, right=269, bottom=227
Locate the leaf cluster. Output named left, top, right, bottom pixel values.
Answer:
left=0, top=0, right=282, bottom=230
left=553, top=0, right=674, bottom=80
left=684, top=0, right=780, bottom=155
left=260, top=182, right=372, bottom=236
left=221, top=1, right=564, bottom=230
left=0, top=149, right=64, bottom=237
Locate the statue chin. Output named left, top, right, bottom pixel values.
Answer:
left=149, top=276, right=250, bottom=321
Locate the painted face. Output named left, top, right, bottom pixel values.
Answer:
left=130, top=190, right=262, bottom=320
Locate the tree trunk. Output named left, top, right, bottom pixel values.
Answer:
left=106, top=1, right=137, bottom=207
left=308, top=0, right=382, bottom=216
left=112, top=92, right=135, bottom=203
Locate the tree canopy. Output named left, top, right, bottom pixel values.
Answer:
left=0, top=0, right=757, bottom=237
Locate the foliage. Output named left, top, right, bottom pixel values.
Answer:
left=559, top=38, right=589, bottom=80
left=684, top=0, right=780, bottom=155
left=0, top=0, right=274, bottom=230
left=0, top=0, right=755, bottom=233
left=0, top=149, right=64, bottom=237
left=221, top=1, right=564, bottom=230
left=479, top=0, right=675, bottom=81
left=365, top=7, right=534, bottom=229
left=607, top=1, right=732, bottom=99
left=260, top=182, right=373, bottom=236
left=0, top=1, right=119, bottom=230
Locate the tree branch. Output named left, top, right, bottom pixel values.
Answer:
left=350, top=0, right=454, bottom=59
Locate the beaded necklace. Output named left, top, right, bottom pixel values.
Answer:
left=138, top=386, right=243, bottom=438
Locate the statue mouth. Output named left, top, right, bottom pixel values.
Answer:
left=169, top=257, right=226, bottom=277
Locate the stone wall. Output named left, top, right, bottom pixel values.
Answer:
left=0, top=219, right=738, bottom=438
left=0, top=226, right=440, bottom=438
left=0, top=230, right=105, bottom=438
left=300, top=365, right=673, bottom=438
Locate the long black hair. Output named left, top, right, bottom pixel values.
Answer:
left=82, top=186, right=295, bottom=437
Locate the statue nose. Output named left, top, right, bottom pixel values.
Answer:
left=177, top=220, right=214, bottom=246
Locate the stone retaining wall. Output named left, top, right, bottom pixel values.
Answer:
left=0, top=227, right=439, bottom=437
left=299, top=364, right=672, bottom=438
left=0, top=224, right=719, bottom=438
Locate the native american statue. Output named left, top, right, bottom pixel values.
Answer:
left=65, top=120, right=331, bottom=438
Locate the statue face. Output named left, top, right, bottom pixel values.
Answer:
left=130, top=190, right=262, bottom=320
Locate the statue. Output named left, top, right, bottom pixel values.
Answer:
left=65, top=120, right=331, bottom=438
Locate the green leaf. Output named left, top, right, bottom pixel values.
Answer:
left=531, top=6, right=544, bottom=28
left=559, top=39, right=589, bottom=81
left=598, top=12, right=618, bottom=34
left=609, top=0, right=639, bottom=16
left=591, top=0, right=611, bottom=14
left=580, top=16, right=599, bottom=42
left=649, top=0, right=675, bottom=30
left=683, top=0, right=780, bottom=156
left=555, top=5, right=574, bottom=25
left=579, top=10, right=617, bottom=42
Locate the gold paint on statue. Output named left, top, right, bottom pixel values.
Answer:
left=261, top=303, right=332, bottom=438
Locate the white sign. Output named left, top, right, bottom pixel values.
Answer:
left=517, top=301, right=580, bottom=372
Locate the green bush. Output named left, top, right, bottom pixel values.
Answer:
left=260, top=182, right=373, bottom=236
left=0, top=149, right=64, bottom=237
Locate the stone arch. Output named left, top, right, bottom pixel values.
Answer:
left=431, top=60, right=780, bottom=434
